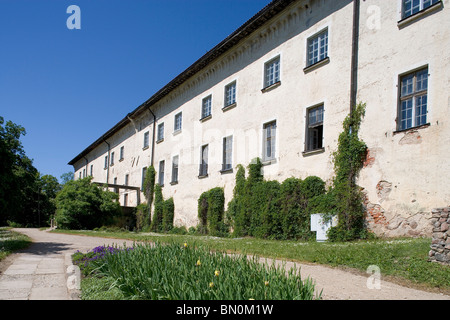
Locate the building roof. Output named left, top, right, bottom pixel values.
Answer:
left=68, top=0, right=297, bottom=166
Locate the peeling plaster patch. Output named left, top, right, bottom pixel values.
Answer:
left=366, top=203, right=388, bottom=226
left=399, top=130, right=422, bottom=145
left=363, top=149, right=376, bottom=168
left=376, top=180, right=392, bottom=202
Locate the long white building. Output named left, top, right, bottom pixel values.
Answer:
left=69, top=0, right=450, bottom=237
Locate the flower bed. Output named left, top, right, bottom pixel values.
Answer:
left=73, top=242, right=320, bottom=300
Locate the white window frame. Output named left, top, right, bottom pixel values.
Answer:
left=224, top=81, right=237, bottom=108
left=158, top=160, right=165, bottom=186
left=171, top=155, right=179, bottom=184
left=307, top=28, right=328, bottom=67
left=262, top=121, right=277, bottom=162
left=222, top=135, right=233, bottom=172
left=305, top=104, right=324, bottom=152
left=263, top=56, right=281, bottom=88
left=201, top=95, right=212, bottom=119
left=401, top=0, right=440, bottom=19
left=157, top=123, right=164, bottom=142
left=174, top=112, right=182, bottom=133
left=199, top=144, right=209, bottom=177
left=143, top=131, right=150, bottom=149
left=397, top=67, right=429, bottom=131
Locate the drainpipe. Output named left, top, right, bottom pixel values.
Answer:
left=350, top=0, right=360, bottom=117
left=147, top=107, right=156, bottom=167
left=103, top=139, right=110, bottom=184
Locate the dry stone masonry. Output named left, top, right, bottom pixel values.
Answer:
left=429, top=207, right=450, bottom=265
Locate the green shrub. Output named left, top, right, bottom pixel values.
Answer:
left=135, top=203, right=149, bottom=232
left=162, top=198, right=175, bottom=232
left=55, top=177, right=121, bottom=230
left=198, top=188, right=227, bottom=236
left=197, top=192, right=208, bottom=234
left=150, top=184, right=164, bottom=232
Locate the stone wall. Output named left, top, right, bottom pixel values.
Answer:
left=429, top=207, right=450, bottom=265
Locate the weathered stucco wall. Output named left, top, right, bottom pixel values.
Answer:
left=72, top=0, right=449, bottom=237
left=357, top=0, right=450, bottom=237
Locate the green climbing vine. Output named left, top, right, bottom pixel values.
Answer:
left=327, top=102, right=370, bottom=241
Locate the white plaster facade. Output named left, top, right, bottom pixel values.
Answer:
left=69, top=0, right=450, bottom=237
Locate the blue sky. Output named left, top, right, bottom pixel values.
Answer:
left=0, top=0, right=271, bottom=182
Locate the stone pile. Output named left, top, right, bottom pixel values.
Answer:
left=429, top=207, right=450, bottom=265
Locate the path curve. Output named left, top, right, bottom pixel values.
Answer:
left=0, top=228, right=448, bottom=300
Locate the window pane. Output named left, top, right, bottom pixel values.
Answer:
left=265, top=58, right=280, bottom=87
left=225, top=82, right=236, bottom=106
left=264, top=122, right=276, bottom=160
left=172, top=156, right=179, bottom=182
left=416, top=69, right=428, bottom=92
left=175, top=113, right=182, bottom=131
left=308, top=30, right=328, bottom=66
left=401, top=74, right=414, bottom=97
left=159, top=161, right=165, bottom=186
left=202, top=96, right=212, bottom=118
left=400, top=99, right=413, bottom=130
left=415, top=95, right=427, bottom=126
left=158, top=123, right=164, bottom=141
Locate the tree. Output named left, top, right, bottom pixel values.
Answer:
left=55, top=177, right=121, bottom=230
left=60, top=171, right=74, bottom=185
left=0, top=117, right=62, bottom=227
left=0, top=116, right=39, bottom=226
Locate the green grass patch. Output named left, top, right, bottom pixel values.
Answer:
left=0, top=227, right=31, bottom=261
left=55, top=229, right=450, bottom=294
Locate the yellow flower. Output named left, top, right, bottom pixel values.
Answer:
left=264, top=281, right=269, bottom=286
left=196, top=259, right=201, bottom=266
left=209, top=282, right=214, bottom=288
left=249, top=298, right=255, bottom=300
left=214, top=270, right=220, bottom=277
left=183, top=242, right=188, bottom=248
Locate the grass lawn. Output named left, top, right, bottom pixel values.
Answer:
left=52, top=229, right=450, bottom=295
left=0, top=227, right=31, bottom=261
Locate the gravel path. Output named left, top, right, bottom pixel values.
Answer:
left=1, top=228, right=449, bottom=300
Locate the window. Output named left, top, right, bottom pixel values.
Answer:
left=79, top=172, right=81, bottom=179
left=120, top=146, right=124, bottom=161
left=264, top=56, right=280, bottom=88
left=90, top=165, right=93, bottom=176
left=222, top=136, right=233, bottom=172
left=113, top=177, right=117, bottom=185
left=402, top=0, right=440, bottom=19
left=125, top=174, right=129, bottom=186
left=110, top=152, right=115, bottom=166
left=263, top=121, right=276, bottom=162
left=307, top=29, right=328, bottom=67
left=199, top=145, right=209, bottom=177
left=174, top=112, right=182, bottom=132
left=104, top=156, right=108, bottom=169
left=224, top=82, right=236, bottom=107
left=398, top=67, right=428, bottom=131
left=158, top=160, right=165, bottom=186
left=171, top=155, right=179, bottom=184
left=82, top=169, right=86, bottom=178
left=306, top=105, right=324, bottom=152
left=141, top=167, right=147, bottom=191
left=157, top=123, right=164, bottom=142
left=202, top=95, right=212, bottom=119
left=124, top=193, right=128, bottom=207
left=143, top=131, right=150, bottom=149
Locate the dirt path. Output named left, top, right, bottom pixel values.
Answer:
left=1, top=228, right=449, bottom=300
